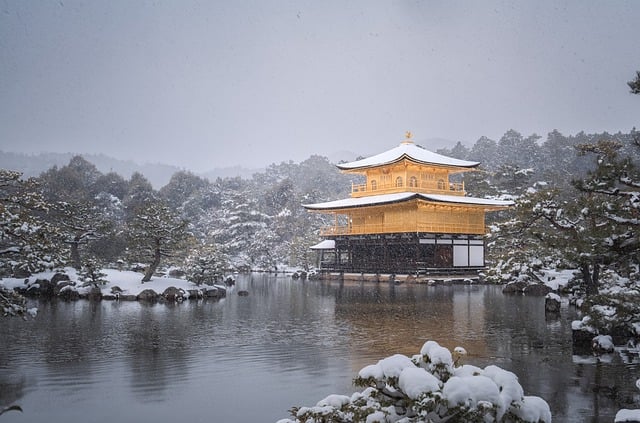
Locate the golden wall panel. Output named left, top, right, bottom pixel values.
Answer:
left=320, top=200, right=487, bottom=236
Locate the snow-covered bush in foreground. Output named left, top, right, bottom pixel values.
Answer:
left=279, top=341, right=551, bottom=423
left=571, top=268, right=640, bottom=344
left=0, top=283, right=37, bottom=318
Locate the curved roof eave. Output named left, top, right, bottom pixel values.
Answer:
left=303, top=192, right=418, bottom=211
left=337, top=143, right=480, bottom=171
left=303, top=192, right=514, bottom=211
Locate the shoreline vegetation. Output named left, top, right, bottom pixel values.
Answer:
left=1, top=268, right=232, bottom=306
left=2, top=266, right=574, bottom=307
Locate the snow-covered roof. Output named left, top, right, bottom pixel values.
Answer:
left=310, top=239, right=336, bottom=249
left=337, top=141, right=480, bottom=171
left=420, top=193, right=514, bottom=207
left=303, top=192, right=514, bottom=211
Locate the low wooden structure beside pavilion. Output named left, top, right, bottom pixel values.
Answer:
left=303, top=132, right=513, bottom=276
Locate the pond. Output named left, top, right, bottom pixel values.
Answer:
left=1, top=273, right=639, bottom=422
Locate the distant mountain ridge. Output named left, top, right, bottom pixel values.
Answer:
left=0, top=151, right=260, bottom=188
left=0, top=138, right=463, bottom=187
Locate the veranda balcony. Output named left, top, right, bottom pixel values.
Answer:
left=320, top=221, right=487, bottom=236
left=350, top=180, right=465, bottom=198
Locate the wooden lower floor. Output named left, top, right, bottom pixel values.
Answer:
left=314, top=232, right=485, bottom=275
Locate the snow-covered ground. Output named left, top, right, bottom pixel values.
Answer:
left=616, top=408, right=640, bottom=422
left=536, top=268, right=576, bottom=291
left=0, top=267, right=226, bottom=299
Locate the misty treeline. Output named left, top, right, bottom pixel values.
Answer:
left=0, top=154, right=354, bottom=282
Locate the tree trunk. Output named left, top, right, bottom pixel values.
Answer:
left=582, top=262, right=600, bottom=297
left=142, top=239, right=162, bottom=283
left=70, top=238, right=81, bottom=270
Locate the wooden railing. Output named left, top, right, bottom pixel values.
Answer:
left=351, top=181, right=465, bottom=197
left=320, top=222, right=486, bottom=236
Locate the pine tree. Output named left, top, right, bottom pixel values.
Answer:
left=0, top=170, right=63, bottom=276
left=1, top=285, right=36, bottom=318
left=52, top=200, right=113, bottom=270
left=78, top=258, right=108, bottom=287
left=629, top=70, right=640, bottom=94
left=572, top=139, right=640, bottom=278
left=128, top=199, right=190, bottom=282
left=183, top=243, right=228, bottom=285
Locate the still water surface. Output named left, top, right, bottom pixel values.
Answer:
left=1, top=274, right=639, bottom=422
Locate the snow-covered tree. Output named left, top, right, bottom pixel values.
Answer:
left=487, top=136, right=639, bottom=296
left=496, top=130, right=542, bottom=171
left=437, top=141, right=470, bottom=161
left=469, top=136, right=499, bottom=171
left=51, top=200, right=112, bottom=270
left=90, top=171, right=129, bottom=201
left=123, top=172, right=156, bottom=221
left=539, top=130, right=578, bottom=183
left=209, top=186, right=269, bottom=268
left=0, top=170, right=63, bottom=276
left=1, top=284, right=36, bottom=318
left=572, top=139, right=639, bottom=275
left=527, top=188, right=617, bottom=295
left=159, top=170, right=210, bottom=209
left=183, top=243, right=228, bottom=285
left=128, top=200, right=190, bottom=282
left=78, top=257, right=108, bottom=287
left=38, top=155, right=102, bottom=202
left=86, top=191, right=128, bottom=263
left=288, top=231, right=321, bottom=271
left=492, top=164, right=536, bottom=196
left=629, top=70, right=640, bottom=94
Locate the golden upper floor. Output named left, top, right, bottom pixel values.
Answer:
left=350, top=160, right=466, bottom=197
left=338, top=133, right=479, bottom=198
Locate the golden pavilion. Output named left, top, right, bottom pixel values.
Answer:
left=303, top=132, right=513, bottom=274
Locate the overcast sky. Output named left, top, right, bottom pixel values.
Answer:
left=1, top=1, right=638, bottom=171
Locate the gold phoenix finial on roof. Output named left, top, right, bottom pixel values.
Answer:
left=402, top=131, right=414, bottom=144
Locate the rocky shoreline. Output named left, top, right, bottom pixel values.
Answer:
left=12, top=273, right=229, bottom=303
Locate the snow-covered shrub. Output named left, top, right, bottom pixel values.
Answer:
left=571, top=269, right=640, bottom=343
left=484, top=256, right=544, bottom=285
left=280, top=341, right=551, bottom=423
left=183, top=243, right=228, bottom=285
left=0, top=283, right=37, bottom=318
left=78, top=258, right=108, bottom=287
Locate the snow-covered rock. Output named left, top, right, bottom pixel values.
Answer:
left=592, top=335, right=615, bottom=353
left=545, top=293, right=561, bottom=313
left=615, top=409, right=640, bottom=422
left=514, top=396, right=553, bottom=423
